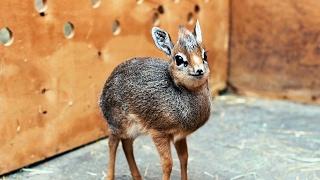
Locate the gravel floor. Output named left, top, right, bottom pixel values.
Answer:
left=3, top=95, right=320, bottom=180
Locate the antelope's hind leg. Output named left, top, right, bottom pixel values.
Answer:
left=122, top=138, right=142, bottom=180
left=107, top=134, right=120, bottom=180
left=151, top=134, right=172, bottom=180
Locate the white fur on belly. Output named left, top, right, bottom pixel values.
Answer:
left=126, top=114, right=147, bottom=138
left=173, top=132, right=189, bottom=142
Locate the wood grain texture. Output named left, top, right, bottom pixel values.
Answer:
left=229, top=0, right=320, bottom=104
left=0, top=0, right=229, bottom=174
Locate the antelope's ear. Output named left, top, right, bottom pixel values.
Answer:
left=194, top=20, right=202, bottom=44
left=151, top=27, right=174, bottom=56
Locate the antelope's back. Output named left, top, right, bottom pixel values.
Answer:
left=99, top=58, right=177, bottom=125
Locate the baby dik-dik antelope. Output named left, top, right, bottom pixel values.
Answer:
left=99, top=20, right=211, bottom=180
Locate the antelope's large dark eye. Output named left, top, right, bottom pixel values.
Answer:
left=203, top=51, right=207, bottom=62
left=175, top=55, right=187, bottom=67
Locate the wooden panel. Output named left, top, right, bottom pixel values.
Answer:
left=229, top=0, right=320, bottom=104
left=0, top=0, right=229, bottom=174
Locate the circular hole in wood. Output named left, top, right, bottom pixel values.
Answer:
left=91, top=0, right=101, bottom=8
left=35, top=0, right=48, bottom=13
left=311, top=95, right=317, bottom=101
left=98, top=51, right=102, bottom=57
left=39, top=12, right=46, bottom=17
left=41, top=88, right=47, bottom=94
left=157, top=5, right=165, bottom=14
left=63, top=22, right=75, bottom=39
left=187, top=12, right=194, bottom=25
left=153, top=12, right=160, bottom=26
left=194, top=4, right=200, bottom=13
left=42, top=110, right=48, bottom=114
left=0, top=27, right=14, bottom=46
left=136, top=0, right=143, bottom=4
left=112, top=20, right=121, bottom=36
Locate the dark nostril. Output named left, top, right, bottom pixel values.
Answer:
left=196, top=69, right=204, bottom=75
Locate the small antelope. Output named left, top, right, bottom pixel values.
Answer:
left=99, top=20, right=211, bottom=180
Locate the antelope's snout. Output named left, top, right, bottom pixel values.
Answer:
left=189, top=54, right=206, bottom=77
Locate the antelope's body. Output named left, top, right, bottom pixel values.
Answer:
left=99, top=21, right=211, bottom=180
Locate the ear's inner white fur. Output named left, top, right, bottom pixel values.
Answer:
left=151, top=27, right=173, bottom=56
left=194, top=20, right=202, bottom=43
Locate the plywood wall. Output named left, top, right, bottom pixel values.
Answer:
left=0, top=0, right=229, bottom=174
left=229, top=0, right=320, bottom=104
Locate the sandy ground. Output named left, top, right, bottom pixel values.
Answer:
left=3, top=95, right=320, bottom=180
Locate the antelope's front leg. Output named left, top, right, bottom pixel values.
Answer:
left=174, top=138, right=188, bottom=180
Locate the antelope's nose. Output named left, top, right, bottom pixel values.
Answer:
left=196, top=69, right=204, bottom=75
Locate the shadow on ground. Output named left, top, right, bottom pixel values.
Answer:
left=4, top=95, right=320, bottom=180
